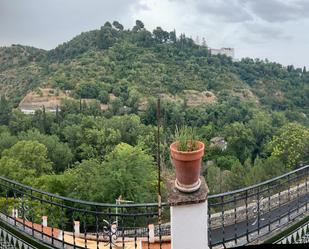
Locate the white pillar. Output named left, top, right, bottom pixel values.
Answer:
left=148, top=224, right=155, bottom=243
left=58, top=230, right=63, bottom=240
left=171, top=202, right=208, bottom=249
left=42, top=216, right=48, bottom=227
left=74, top=221, right=80, bottom=236
left=12, top=208, right=18, bottom=218
left=168, top=177, right=209, bottom=249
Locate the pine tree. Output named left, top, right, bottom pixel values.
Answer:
left=0, top=95, right=10, bottom=125
left=202, top=37, right=207, bottom=47
left=195, top=35, right=200, bottom=45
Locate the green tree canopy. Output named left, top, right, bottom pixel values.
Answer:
left=0, top=140, right=52, bottom=183
left=223, top=122, right=255, bottom=163
left=266, top=123, right=309, bottom=169
left=0, top=132, right=17, bottom=155
left=18, top=129, right=73, bottom=172
left=100, top=143, right=157, bottom=203
left=0, top=95, right=10, bottom=125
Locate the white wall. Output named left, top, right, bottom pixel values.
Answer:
left=171, top=201, right=208, bottom=249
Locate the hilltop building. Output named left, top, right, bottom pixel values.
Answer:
left=192, top=36, right=234, bottom=59
left=210, top=47, right=235, bottom=59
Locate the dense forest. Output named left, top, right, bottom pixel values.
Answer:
left=0, top=20, right=308, bottom=203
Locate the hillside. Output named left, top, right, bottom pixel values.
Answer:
left=0, top=45, right=46, bottom=103
left=0, top=21, right=308, bottom=119
left=0, top=20, right=308, bottom=201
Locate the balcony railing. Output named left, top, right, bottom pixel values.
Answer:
left=208, top=164, right=309, bottom=248
left=0, top=164, right=308, bottom=248
left=0, top=176, right=169, bottom=248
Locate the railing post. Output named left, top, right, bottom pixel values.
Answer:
left=168, top=176, right=209, bottom=249
left=12, top=208, right=18, bottom=218
left=74, top=220, right=80, bottom=236
left=42, top=216, right=48, bottom=227
left=58, top=230, right=64, bottom=241
left=148, top=224, right=155, bottom=243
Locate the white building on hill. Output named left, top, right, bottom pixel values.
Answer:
left=210, top=47, right=235, bottom=59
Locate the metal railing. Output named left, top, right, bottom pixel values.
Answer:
left=0, top=225, right=36, bottom=249
left=208, top=164, right=309, bottom=248
left=0, top=164, right=308, bottom=248
left=0, top=176, right=169, bottom=249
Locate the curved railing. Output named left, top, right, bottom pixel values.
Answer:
left=208, top=164, right=309, bottom=248
left=0, top=164, right=308, bottom=248
left=0, top=176, right=169, bottom=249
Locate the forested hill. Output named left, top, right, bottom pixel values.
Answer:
left=0, top=20, right=308, bottom=117
left=0, top=21, right=308, bottom=200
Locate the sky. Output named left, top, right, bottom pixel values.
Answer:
left=0, top=0, right=308, bottom=68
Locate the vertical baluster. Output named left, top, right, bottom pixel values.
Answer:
left=288, top=175, right=291, bottom=222
left=245, top=190, right=249, bottom=243
left=72, top=210, right=76, bottom=249
left=83, top=211, right=88, bottom=249
left=5, top=190, right=8, bottom=218
left=121, top=206, right=125, bottom=249
left=221, top=195, right=225, bottom=248
left=267, top=183, right=271, bottom=232
left=108, top=207, right=112, bottom=249
left=208, top=202, right=212, bottom=249
left=30, top=190, right=34, bottom=238
left=147, top=206, right=150, bottom=249
left=257, top=186, right=260, bottom=236
left=234, top=195, right=238, bottom=245
left=61, top=203, right=65, bottom=249
left=306, top=168, right=309, bottom=212
left=50, top=196, right=54, bottom=245
left=13, top=189, right=16, bottom=227
left=159, top=207, right=162, bottom=249
left=40, top=196, right=44, bottom=241
left=134, top=211, right=137, bottom=249
left=297, top=172, right=300, bottom=215
left=96, top=205, right=99, bottom=249
left=22, top=193, right=25, bottom=231
left=278, top=184, right=281, bottom=226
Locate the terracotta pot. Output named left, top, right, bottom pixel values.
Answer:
left=170, top=141, right=205, bottom=193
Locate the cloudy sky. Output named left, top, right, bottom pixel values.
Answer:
left=1, top=0, right=308, bottom=67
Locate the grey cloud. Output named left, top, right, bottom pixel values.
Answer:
left=195, top=0, right=252, bottom=23
left=170, top=0, right=309, bottom=23
left=241, top=23, right=293, bottom=44
left=168, top=0, right=252, bottom=23
left=0, top=0, right=139, bottom=49
left=242, top=0, right=309, bottom=22
left=0, top=0, right=308, bottom=67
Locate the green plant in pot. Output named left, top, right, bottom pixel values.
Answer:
left=170, top=126, right=205, bottom=193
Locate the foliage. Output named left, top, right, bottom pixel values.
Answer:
left=266, top=123, right=309, bottom=169
left=8, top=110, right=32, bottom=134
left=0, top=20, right=308, bottom=198
left=0, top=131, right=18, bottom=155
left=0, top=140, right=52, bottom=183
left=207, top=165, right=231, bottom=193
left=223, top=122, right=255, bottom=163
left=0, top=95, right=10, bottom=125
left=174, top=125, right=198, bottom=151
left=18, top=129, right=73, bottom=172
left=60, top=143, right=157, bottom=203
left=99, top=143, right=157, bottom=203
left=245, top=156, right=286, bottom=185
left=216, top=155, right=240, bottom=171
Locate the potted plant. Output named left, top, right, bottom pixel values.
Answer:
left=170, top=126, right=205, bottom=193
